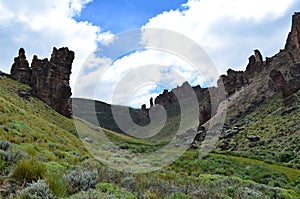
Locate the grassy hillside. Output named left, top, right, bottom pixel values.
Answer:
left=214, top=91, right=300, bottom=169
left=0, top=77, right=89, bottom=167
left=72, top=98, right=145, bottom=134
left=0, top=75, right=299, bottom=198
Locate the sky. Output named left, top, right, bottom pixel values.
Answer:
left=0, top=0, right=300, bottom=107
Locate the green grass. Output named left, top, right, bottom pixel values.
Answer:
left=211, top=153, right=300, bottom=181
left=0, top=78, right=89, bottom=166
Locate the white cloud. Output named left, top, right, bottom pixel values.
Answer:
left=143, top=0, right=296, bottom=73
left=74, top=44, right=212, bottom=107
left=0, top=0, right=113, bottom=87
left=90, top=0, right=295, bottom=107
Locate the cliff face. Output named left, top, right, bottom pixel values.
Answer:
left=147, top=12, right=300, bottom=128
left=285, top=12, right=300, bottom=63
left=10, top=47, right=74, bottom=118
left=267, top=13, right=300, bottom=98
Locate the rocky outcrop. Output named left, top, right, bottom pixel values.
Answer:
left=154, top=82, right=198, bottom=107
left=31, top=47, right=74, bottom=118
left=266, top=13, right=300, bottom=98
left=244, top=49, right=264, bottom=81
left=217, top=49, right=265, bottom=97
left=10, top=47, right=74, bottom=118
left=153, top=82, right=213, bottom=126
left=141, top=104, right=149, bottom=119
left=150, top=97, right=154, bottom=107
left=142, top=13, right=300, bottom=135
left=218, top=69, right=246, bottom=96
left=11, top=48, right=31, bottom=84
left=154, top=89, right=177, bottom=107
left=285, top=12, right=300, bottom=63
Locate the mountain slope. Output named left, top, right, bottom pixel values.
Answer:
left=1, top=73, right=299, bottom=198
left=0, top=76, right=89, bottom=166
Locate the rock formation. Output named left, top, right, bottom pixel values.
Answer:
left=10, top=47, right=74, bottom=118
left=154, top=89, right=177, bottom=107
left=244, top=49, right=264, bottom=81
left=141, top=104, right=149, bottom=119
left=31, top=47, right=74, bottom=118
left=150, top=97, right=154, bottom=107
left=11, top=48, right=31, bottom=84
left=217, top=49, right=264, bottom=97
left=266, top=12, right=300, bottom=98
left=285, top=12, right=300, bottom=63
left=147, top=12, right=300, bottom=132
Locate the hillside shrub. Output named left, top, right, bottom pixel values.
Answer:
left=45, top=171, right=68, bottom=197
left=12, top=159, right=46, bottom=183
left=19, top=179, right=55, bottom=199
left=0, top=140, right=10, bottom=151
left=96, top=182, right=135, bottom=199
left=66, top=168, right=98, bottom=193
left=276, top=152, right=296, bottom=163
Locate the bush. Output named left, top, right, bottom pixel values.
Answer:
left=66, top=168, right=98, bottom=193
left=1, top=149, right=29, bottom=165
left=121, top=176, right=136, bottom=191
left=0, top=140, right=11, bottom=151
left=96, top=183, right=135, bottom=199
left=45, top=171, right=68, bottom=197
left=12, top=159, right=47, bottom=183
left=19, top=179, right=55, bottom=199
left=68, top=189, right=109, bottom=199
left=276, top=152, right=296, bottom=163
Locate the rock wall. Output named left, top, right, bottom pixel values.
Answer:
left=10, top=47, right=74, bottom=118
left=267, top=12, right=300, bottom=98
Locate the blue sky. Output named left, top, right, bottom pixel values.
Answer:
left=74, top=0, right=188, bottom=33
left=0, top=0, right=300, bottom=107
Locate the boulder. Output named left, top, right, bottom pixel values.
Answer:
left=246, top=135, right=260, bottom=142
left=17, top=89, right=30, bottom=101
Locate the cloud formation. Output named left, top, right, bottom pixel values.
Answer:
left=73, top=0, right=298, bottom=107
left=1, top=0, right=298, bottom=108
left=0, top=0, right=112, bottom=86
left=143, top=0, right=297, bottom=72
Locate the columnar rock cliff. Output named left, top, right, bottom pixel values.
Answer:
left=10, top=47, right=74, bottom=118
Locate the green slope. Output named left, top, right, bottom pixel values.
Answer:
left=0, top=77, right=89, bottom=167
left=214, top=91, right=300, bottom=168
left=1, top=75, right=299, bottom=198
